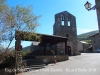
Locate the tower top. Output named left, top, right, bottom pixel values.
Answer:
left=55, top=11, right=75, bottom=17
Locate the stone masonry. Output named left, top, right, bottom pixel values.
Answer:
left=53, top=11, right=78, bottom=55
left=95, top=0, right=100, bottom=34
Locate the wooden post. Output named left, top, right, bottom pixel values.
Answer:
left=50, top=44, right=52, bottom=50
left=50, top=44, right=52, bottom=55
left=65, top=41, right=67, bottom=55
left=55, top=44, right=57, bottom=55
left=44, top=43, right=46, bottom=55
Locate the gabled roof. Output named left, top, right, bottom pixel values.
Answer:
left=55, top=11, right=75, bottom=17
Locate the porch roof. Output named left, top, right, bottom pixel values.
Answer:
left=15, top=30, right=68, bottom=45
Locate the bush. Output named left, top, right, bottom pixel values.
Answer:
left=22, top=49, right=31, bottom=56
left=0, top=56, right=15, bottom=69
left=0, top=50, right=15, bottom=69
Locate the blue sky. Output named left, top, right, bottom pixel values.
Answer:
left=6, top=0, right=98, bottom=48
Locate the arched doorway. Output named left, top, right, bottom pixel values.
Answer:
left=67, top=46, right=71, bottom=56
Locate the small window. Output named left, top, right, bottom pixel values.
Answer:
left=61, top=14, right=64, bottom=21
left=67, top=15, right=71, bottom=26
left=61, top=21, right=64, bottom=25
left=68, top=21, right=70, bottom=26
left=61, top=14, right=64, bottom=26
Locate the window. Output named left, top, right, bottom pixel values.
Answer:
left=67, top=15, right=71, bottom=26
left=68, top=21, right=70, bottom=26
left=61, top=14, right=64, bottom=26
left=61, top=21, right=64, bottom=25
left=61, top=14, right=64, bottom=21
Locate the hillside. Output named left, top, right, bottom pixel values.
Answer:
left=22, top=46, right=31, bottom=51
left=77, top=30, right=99, bottom=42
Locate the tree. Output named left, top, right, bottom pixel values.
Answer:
left=0, top=0, right=40, bottom=62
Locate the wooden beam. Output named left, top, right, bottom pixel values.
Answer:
left=44, top=43, right=46, bottom=55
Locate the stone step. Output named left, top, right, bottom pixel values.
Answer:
left=26, top=63, right=46, bottom=66
left=23, top=64, right=46, bottom=72
left=26, top=66, right=45, bottom=69
left=27, top=64, right=46, bottom=67
left=23, top=68, right=41, bottom=72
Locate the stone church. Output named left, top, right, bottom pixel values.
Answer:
left=53, top=11, right=78, bottom=55
left=31, top=11, right=79, bottom=56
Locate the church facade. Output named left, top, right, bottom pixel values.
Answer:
left=53, top=11, right=78, bottom=55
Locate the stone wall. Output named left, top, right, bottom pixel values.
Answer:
left=95, top=0, right=100, bottom=34
left=91, top=33, right=100, bottom=52
left=57, top=43, right=65, bottom=55
left=35, top=55, right=69, bottom=63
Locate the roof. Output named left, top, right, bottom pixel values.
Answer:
left=79, top=41, right=89, bottom=44
left=15, top=30, right=68, bottom=41
left=32, top=42, right=40, bottom=45
left=90, top=33, right=99, bottom=37
left=39, top=34, right=68, bottom=46
left=15, top=30, right=68, bottom=45
left=55, top=11, right=75, bottom=17
left=36, top=31, right=68, bottom=39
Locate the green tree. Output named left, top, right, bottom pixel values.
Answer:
left=0, top=0, right=40, bottom=62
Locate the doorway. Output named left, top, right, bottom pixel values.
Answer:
left=67, top=46, right=71, bottom=56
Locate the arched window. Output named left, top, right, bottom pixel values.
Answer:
left=61, top=14, right=64, bottom=21
left=61, top=14, right=64, bottom=25
left=67, top=15, right=71, bottom=26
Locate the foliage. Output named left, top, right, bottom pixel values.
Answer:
left=22, top=49, right=31, bottom=56
left=15, top=30, right=41, bottom=41
left=77, top=30, right=99, bottom=39
left=0, top=0, right=40, bottom=63
left=0, top=50, right=15, bottom=67
left=0, top=4, right=40, bottom=43
left=84, top=40, right=92, bottom=44
left=77, top=30, right=99, bottom=44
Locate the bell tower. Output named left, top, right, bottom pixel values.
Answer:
left=53, top=11, right=78, bottom=55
